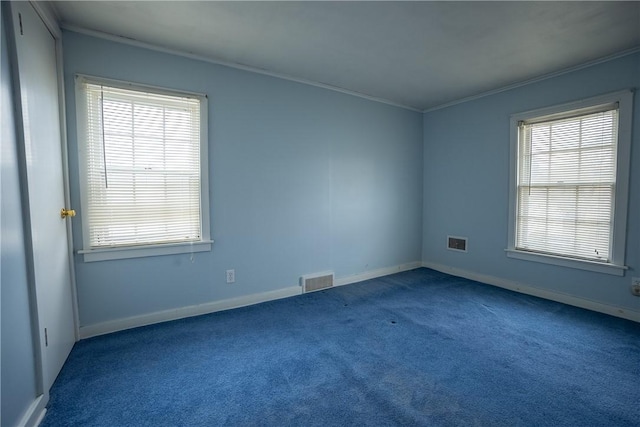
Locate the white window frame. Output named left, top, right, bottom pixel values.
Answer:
left=506, top=90, right=633, bottom=276
left=75, top=75, right=212, bottom=262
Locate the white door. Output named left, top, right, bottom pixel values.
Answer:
left=10, top=2, right=76, bottom=390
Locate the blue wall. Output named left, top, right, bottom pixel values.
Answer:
left=63, top=30, right=638, bottom=331
left=423, top=52, right=640, bottom=313
left=62, top=31, right=424, bottom=329
left=1, top=5, right=39, bottom=425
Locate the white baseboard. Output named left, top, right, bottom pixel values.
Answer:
left=422, top=261, right=640, bottom=323
left=19, top=394, right=47, bottom=427
left=79, top=261, right=424, bottom=339
left=335, top=261, right=423, bottom=287
left=79, top=286, right=302, bottom=339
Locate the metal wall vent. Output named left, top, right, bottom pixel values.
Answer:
left=447, top=236, right=467, bottom=252
left=300, top=272, right=334, bottom=293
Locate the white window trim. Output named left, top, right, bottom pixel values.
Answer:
left=75, top=74, right=212, bottom=262
left=506, top=90, right=633, bottom=276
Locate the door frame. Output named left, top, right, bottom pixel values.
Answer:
left=6, top=1, right=79, bottom=425
left=29, top=0, right=80, bottom=341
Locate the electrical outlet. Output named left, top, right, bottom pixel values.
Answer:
left=631, top=277, right=640, bottom=297
left=226, top=269, right=235, bottom=284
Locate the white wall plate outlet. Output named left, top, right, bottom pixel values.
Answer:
left=226, top=269, right=235, bottom=284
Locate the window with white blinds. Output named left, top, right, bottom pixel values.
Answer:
left=516, top=106, right=618, bottom=262
left=76, top=76, right=210, bottom=261
left=507, top=91, right=632, bottom=275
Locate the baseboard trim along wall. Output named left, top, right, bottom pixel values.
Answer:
left=422, top=261, right=640, bottom=323
left=18, top=394, right=47, bottom=427
left=335, top=261, right=423, bottom=287
left=79, top=261, right=423, bottom=339
left=79, top=286, right=302, bottom=339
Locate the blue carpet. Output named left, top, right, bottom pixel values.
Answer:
left=42, top=268, right=640, bottom=426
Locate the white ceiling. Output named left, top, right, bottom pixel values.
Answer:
left=52, top=1, right=640, bottom=111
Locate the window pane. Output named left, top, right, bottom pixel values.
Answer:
left=82, top=82, right=202, bottom=248
left=516, top=108, right=617, bottom=262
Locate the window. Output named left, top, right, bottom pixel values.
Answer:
left=76, top=76, right=211, bottom=262
left=507, top=91, right=633, bottom=276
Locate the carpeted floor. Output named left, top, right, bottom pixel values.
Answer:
left=42, top=268, right=640, bottom=426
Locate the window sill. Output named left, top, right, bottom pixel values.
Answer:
left=79, top=240, right=213, bottom=262
left=505, top=249, right=627, bottom=276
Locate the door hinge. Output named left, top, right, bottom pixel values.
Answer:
left=44, top=327, right=48, bottom=346
left=19, top=13, right=24, bottom=35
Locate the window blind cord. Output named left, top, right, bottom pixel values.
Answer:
left=100, top=85, right=109, bottom=188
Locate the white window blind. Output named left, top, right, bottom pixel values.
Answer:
left=516, top=105, right=618, bottom=262
left=81, top=81, right=203, bottom=248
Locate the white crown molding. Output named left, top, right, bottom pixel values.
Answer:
left=424, top=46, right=640, bottom=113
left=59, top=24, right=423, bottom=113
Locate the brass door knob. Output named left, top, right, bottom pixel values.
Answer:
left=61, top=208, right=76, bottom=219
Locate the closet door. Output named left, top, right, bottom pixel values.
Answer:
left=10, top=1, right=76, bottom=391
